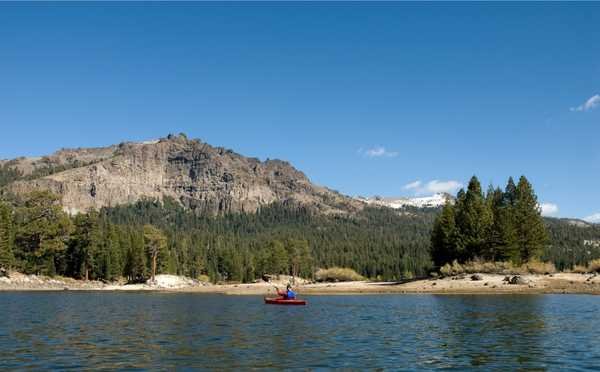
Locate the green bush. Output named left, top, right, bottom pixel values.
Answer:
left=439, top=258, right=556, bottom=276
left=315, top=267, right=365, bottom=282
left=522, top=260, right=556, bottom=274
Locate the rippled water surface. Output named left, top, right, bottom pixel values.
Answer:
left=1, top=293, right=600, bottom=370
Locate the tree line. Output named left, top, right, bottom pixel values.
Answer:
left=542, top=218, right=600, bottom=271
left=431, top=175, right=548, bottom=268
left=1, top=178, right=599, bottom=283
left=0, top=191, right=436, bottom=282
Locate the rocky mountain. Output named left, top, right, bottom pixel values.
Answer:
left=356, top=193, right=453, bottom=209
left=0, top=145, right=118, bottom=177
left=2, top=134, right=361, bottom=215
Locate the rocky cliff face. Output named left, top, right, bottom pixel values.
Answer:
left=5, top=134, right=360, bottom=215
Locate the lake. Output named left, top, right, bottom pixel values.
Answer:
left=1, top=293, right=599, bottom=370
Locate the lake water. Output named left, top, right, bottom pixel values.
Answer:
left=1, top=293, right=599, bottom=370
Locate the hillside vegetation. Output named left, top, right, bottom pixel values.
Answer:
left=0, top=191, right=436, bottom=282
left=1, top=188, right=599, bottom=283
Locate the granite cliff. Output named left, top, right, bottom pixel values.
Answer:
left=3, top=134, right=360, bottom=215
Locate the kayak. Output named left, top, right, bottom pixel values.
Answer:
left=264, top=297, right=307, bottom=305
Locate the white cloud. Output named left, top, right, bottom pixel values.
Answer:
left=570, top=94, right=600, bottom=112
left=540, top=202, right=559, bottom=217
left=404, top=179, right=463, bottom=196
left=359, top=146, right=398, bottom=158
left=425, top=180, right=462, bottom=194
left=584, top=213, right=600, bottom=223
left=403, top=180, right=422, bottom=190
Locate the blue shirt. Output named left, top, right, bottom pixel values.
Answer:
left=286, top=290, right=296, bottom=299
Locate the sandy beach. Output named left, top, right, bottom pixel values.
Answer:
left=182, top=273, right=600, bottom=295
left=2, top=272, right=600, bottom=295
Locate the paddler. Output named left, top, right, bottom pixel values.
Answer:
left=276, top=283, right=296, bottom=299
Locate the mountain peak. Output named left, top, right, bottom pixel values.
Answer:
left=4, top=134, right=361, bottom=215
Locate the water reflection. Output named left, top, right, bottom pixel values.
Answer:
left=431, top=295, right=547, bottom=369
left=0, top=293, right=599, bottom=369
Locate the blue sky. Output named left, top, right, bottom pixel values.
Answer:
left=0, top=3, right=599, bottom=221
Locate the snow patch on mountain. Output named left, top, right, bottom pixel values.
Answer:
left=356, top=193, right=453, bottom=209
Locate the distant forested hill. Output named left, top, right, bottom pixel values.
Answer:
left=99, top=199, right=438, bottom=282
left=543, top=218, right=600, bottom=270
left=98, top=199, right=600, bottom=280
left=1, top=191, right=599, bottom=282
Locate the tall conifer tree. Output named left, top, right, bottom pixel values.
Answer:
left=504, top=176, right=517, bottom=207
left=68, top=211, right=101, bottom=280
left=14, top=191, right=72, bottom=275
left=143, top=224, right=167, bottom=282
left=455, top=176, right=492, bottom=260
left=431, top=202, right=458, bottom=266
left=486, top=186, right=518, bottom=261
left=0, top=201, right=15, bottom=269
left=514, top=176, right=548, bottom=262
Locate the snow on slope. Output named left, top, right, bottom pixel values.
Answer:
left=356, top=193, right=452, bottom=209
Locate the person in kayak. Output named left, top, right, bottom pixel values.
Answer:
left=276, top=284, right=296, bottom=299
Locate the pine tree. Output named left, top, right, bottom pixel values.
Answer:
left=452, top=189, right=467, bottom=258
left=143, top=225, right=166, bottom=282
left=13, top=191, right=72, bottom=275
left=501, top=179, right=520, bottom=261
left=484, top=186, right=501, bottom=260
left=105, top=224, right=123, bottom=280
left=486, top=187, right=519, bottom=261
left=514, top=176, right=548, bottom=262
left=504, top=176, right=517, bottom=207
left=285, top=238, right=312, bottom=278
left=455, top=176, right=492, bottom=260
left=267, top=240, right=288, bottom=274
left=431, top=202, right=458, bottom=267
left=0, top=201, right=15, bottom=269
left=68, top=211, right=101, bottom=280
left=124, top=229, right=146, bottom=282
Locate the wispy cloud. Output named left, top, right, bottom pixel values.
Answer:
left=584, top=213, right=600, bottom=224
left=358, top=146, right=398, bottom=158
left=403, top=180, right=422, bottom=190
left=403, top=179, right=463, bottom=196
left=540, top=202, right=559, bottom=217
left=570, top=94, right=600, bottom=112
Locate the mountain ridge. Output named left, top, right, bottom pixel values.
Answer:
left=2, top=134, right=362, bottom=215
left=3, top=135, right=597, bottom=225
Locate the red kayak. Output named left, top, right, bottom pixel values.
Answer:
left=264, top=297, right=307, bottom=305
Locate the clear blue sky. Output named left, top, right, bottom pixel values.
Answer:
left=0, top=3, right=599, bottom=221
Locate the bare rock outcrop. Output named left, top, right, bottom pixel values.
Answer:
left=6, top=134, right=361, bottom=215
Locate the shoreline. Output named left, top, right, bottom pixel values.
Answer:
left=2, top=272, right=600, bottom=295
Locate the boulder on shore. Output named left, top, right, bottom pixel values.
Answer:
left=470, top=274, right=483, bottom=281
left=508, top=275, right=528, bottom=285
left=145, top=275, right=201, bottom=289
